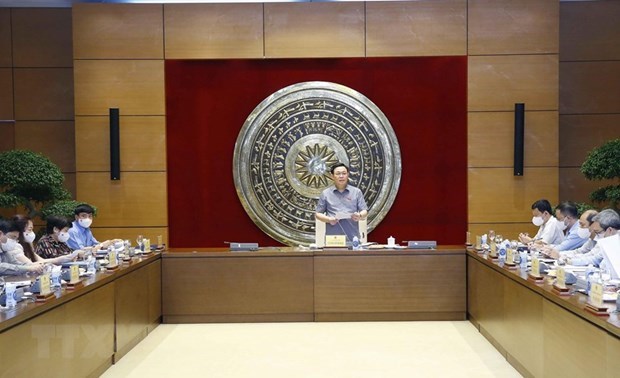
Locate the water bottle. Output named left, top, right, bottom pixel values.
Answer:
left=498, top=246, right=506, bottom=266
left=519, top=250, right=528, bottom=270
left=585, top=264, right=594, bottom=295
left=352, top=236, right=360, bottom=250
left=87, top=255, right=97, bottom=274
left=5, top=283, right=16, bottom=308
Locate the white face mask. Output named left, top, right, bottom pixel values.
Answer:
left=58, top=232, right=70, bottom=243
left=78, top=218, right=93, bottom=228
left=558, top=221, right=568, bottom=231
left=532, top=216, right=544, bottom=227
left=1, top=238, right=18, bottom=251
left=594, top=234, right=603, bottom=241
left=577, top=226, right=591, bottom=239
left=24, top=231, right=36, bottom=243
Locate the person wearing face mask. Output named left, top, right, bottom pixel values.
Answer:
left=10, top=214, right=78, bottom=265
left=0, top=219, right=45, bottom=276
left=67, top=204, right=109, bottom=251
left=546, top=202, right=589, bottom=252
left=518, top=199, right=564, bottom=245
left=545, top=209, right=598, bottom=260
left=35, top=216, right=76, bottom=259
left=567, top=209, right=620, bottom=267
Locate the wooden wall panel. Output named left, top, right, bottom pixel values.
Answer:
left=468, top=223, right=534, bottom=243
left=366, top=0, right=466, bottom=57
left=164, top=4, right=263, bottom=59
left=64, top=172, right=76, bottom=198
left=560, top=1, right=620, bottom=61
left=503, top=279, right=543, bottom=378
left=0, top=9, right=11, bottom=67
left=264, top=3, right=364, bottom=58
left=560, top=61, right=620, bottom=115
left=12, top=8, right=73, bottom=68
left=73, top=4, right=163, bottom=59
left=13, top=68, right=73, bottom=120
left=559, top=114, right=620, bottom=168
left=468, top=0, right=559, bottom=55
left=0, top=68, right=13, bottom=120
left=14, top=121, right=75, bottom=172
left=75, top=116, right=166, bottom=172
left=559, top=167, right=616, bottom=205
left=92, top=227, right=168, bottom=249
left=76, top=172, right=167, bottom=227
left=608, top=334, right=620, bottom=378
left=469, top=167, right=558, bottom=223
left=468, top=111, right=558, bottom=168
left=543, top=300, right=607, bottom=378
left=74, top=60, right=165, bottom=116
left=0, top=122, right=15, bottom=152
left=468, top=55, right=558, bottom=111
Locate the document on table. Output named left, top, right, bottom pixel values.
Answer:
left=597, top=234, right=620, bottom=279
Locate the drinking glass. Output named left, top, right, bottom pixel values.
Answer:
left=488, top=230, right=496, bottom=243
left=0, top=276, right=5, bottom=296
left=136, top=235, right=144, bottom=251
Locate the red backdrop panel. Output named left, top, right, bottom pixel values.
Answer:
left=165, top=57, right=467, bottom=247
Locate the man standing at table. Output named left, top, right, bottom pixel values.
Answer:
left=315, top=163, right=368, bottom=241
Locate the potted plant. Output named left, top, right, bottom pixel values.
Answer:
left=0, top=149, right=96, bottom=221
left=580, top=139, right=620, bottom=209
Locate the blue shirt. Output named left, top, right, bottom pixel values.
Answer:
left=316, top=184, right=368, bottom=240
left=554, top=221, right=589, bottom=251
left=67, top=220, right=99, bottom=250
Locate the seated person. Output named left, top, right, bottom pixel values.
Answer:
left=67, top=204, right=117, bottom=251
left=567, top=209, right=620, bottom=267
left=315, top=163, right=368, bottom=242
left=11, top=214, right=77, bottom=265
left=545, top=210, right=598, bottom=260
left=35, top=216, right=76, bottom=260
left=0, top=219, right=44, bottom=276
left=518, top=199, right=564, bottom=246
left=547, top=202, right=589, bottom=251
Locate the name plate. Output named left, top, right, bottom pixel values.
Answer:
left=531, top=258, right=540, bottom=276
left=108, top=251, right=117, bottom=267
left=157, top=235, right=163, bottom=247
left=475, top=235, right=482, bottom=249
left=590, top=282, right=604, bottom=307
left=39, top=273, right=52, bottom=295
left=506, top=248, right=514, bottom=264
left=325, top=235, right=347, bottom=247
left=70, top=265, right=80, bottom=283
left=556, top=267, right=566, bottom=288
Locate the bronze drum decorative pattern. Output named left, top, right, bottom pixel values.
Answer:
left=233, top=81, right=401, bottom=246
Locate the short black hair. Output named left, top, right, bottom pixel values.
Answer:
left=330, top=163, right=349, bottom=174
left=0, top=219, right=11, bottom=234
left=531, top=199, right=552, bottom=214
left=46, top=216, right=73, bottom=234
left=557, top=201, right=579, bottom=219
left=74, top=204, right=95, bottom=216
left=12, top=214, right=30, bottom=234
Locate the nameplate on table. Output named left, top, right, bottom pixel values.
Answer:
left=39, top=273, right=51, bottom=296
left=552, top=267, right=570, bottom=295
left=528, top=258, right=544, bottom=283
left=475, top=235, right=482, bottom=251
left=325, top=235, right=347, bottom=248
left=35, top=274, right=55, bottom=302
left=584, top=282, right=609, bottom=316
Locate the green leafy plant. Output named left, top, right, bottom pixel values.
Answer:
left=0, top=150, right=95, bottom=221
left=580, top=139, right=620, bottom=209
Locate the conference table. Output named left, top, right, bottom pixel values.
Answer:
left=162, top=246, right=467, bottom=323
left=467, top=249, right=620, bottom=377
left=4, top=244, right=619, bottom=377
left=0, top=253, right=161, bottom=378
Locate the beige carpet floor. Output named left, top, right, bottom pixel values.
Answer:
left=102, top=321, right=521, bottom=377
